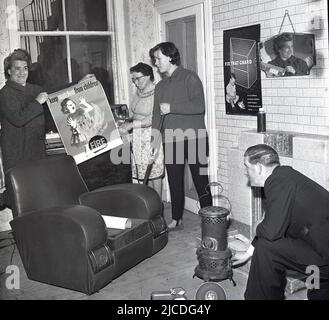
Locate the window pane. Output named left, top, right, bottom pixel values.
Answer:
left=65, top=0, right=108, bottom=31
left=70, top=36, right=114, bottom=104
left=18, top=0, right=64, bottom=31
left=21, top=36, right=67, bottom=132
left=21, top=36, right=68, bottom=91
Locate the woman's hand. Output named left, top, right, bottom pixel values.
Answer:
left=119, top=122, right=133, bottom=134
left=35, top=92, right=48, bottom=104
left=160, top=103, right=170, bottom=115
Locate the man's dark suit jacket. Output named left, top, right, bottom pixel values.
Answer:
left=255, top=166, right=329, bottom=265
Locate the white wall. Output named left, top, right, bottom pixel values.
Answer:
left=127, top=0, right=157, bottom=65
left=125, top=0, right=158, bottom=101
left=212, top=0, right=329, bottom=194
left=0, top=1, right=11, bottom=88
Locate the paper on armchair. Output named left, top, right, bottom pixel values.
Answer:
left=102, top=215, right=132, bottom=230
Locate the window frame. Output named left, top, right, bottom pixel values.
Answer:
left=8, top=0, right=129, bottom=104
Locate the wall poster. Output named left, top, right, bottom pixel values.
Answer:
left=223, top=24, right=262, bottom=115
left=47, top=76, right=122, bottom=164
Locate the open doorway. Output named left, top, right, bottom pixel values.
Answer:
left=156, top=1, right=216, bottom=213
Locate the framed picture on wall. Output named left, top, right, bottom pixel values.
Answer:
left=259, top=32, right=316, bottom=78
left=223, top=24, right=262, bottom=115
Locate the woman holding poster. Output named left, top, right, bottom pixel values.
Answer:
left=0, top=49, right=48, bottom=208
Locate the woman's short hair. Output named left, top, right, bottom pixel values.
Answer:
left=61, top=98, right=74, bottom=114
left=244, top=144, right=280, bottom=167
left=130, top=62, right=154, bottom=81
left=4, top=49, right=32, bottom=79
left=149, top=42, right=181, bottom=67
left=273, top=33, right=293, bottom=55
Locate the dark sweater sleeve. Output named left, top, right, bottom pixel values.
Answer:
left=150, top=84, right=162, bottom=151
left=0, top=90, right=44, bottom=128
left=170, top=73, right=205, bottom=115
left=256, top=175, right=295, bottom=241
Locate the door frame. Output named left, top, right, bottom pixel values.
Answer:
left=155, top=0, right=217, bottom=213
left=161, top=5, right=205, bottom=84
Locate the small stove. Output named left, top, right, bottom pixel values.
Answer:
left=194, top=184, right=235, bottom=285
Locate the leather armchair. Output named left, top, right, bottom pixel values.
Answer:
left=7, top=155, right=168, bottom=295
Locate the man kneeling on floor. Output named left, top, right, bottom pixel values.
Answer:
left=232, top=144, right=329, bottom=300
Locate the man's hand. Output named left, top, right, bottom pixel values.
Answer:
left=160, top=103, right=170, bottom=115
left=35, top=92, right=48, bottom=104
left=231, top=251, right=251, bottom=267
left=231, top=245, right=254, bottom=267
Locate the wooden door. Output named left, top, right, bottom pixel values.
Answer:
left=161, top=4, right=206, bottom=211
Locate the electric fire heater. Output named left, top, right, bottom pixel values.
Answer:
left=194, top=183, right=235, bottom=285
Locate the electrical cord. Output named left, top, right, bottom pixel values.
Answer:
left=129, top=137, right=142, bottom=184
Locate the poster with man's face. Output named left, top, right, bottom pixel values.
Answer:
left=223, top=24, right=262, bottom=115
left=259, top=32, right=316, bottom=78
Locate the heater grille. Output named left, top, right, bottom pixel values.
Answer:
left=203, top=216, right=227, bottom=225
left=194, top=248, right=233, bottom=282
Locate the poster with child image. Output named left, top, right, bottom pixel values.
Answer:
left=47, top=76, right=122, bottom=164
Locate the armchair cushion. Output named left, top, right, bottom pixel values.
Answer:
left=107, top=219, right=151, bottom=250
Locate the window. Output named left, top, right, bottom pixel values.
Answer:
left=17, top=0, right=115, bottom=130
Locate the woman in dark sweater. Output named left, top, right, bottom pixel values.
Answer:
left=149, top=42, right=212, bottom=229
left=0, top=49, right=48, bottom=207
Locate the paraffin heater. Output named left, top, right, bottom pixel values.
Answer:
left=194, top=183, right=235, bottom=285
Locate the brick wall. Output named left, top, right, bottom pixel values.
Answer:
left=212, top=0, right=329, bottom=195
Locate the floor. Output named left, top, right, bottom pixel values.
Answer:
left=0, top=203, right=307, bottom=300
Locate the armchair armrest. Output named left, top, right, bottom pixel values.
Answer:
left=10, top=205, right=114, bottom=294
left=79, top=183, right=162, bottom=220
